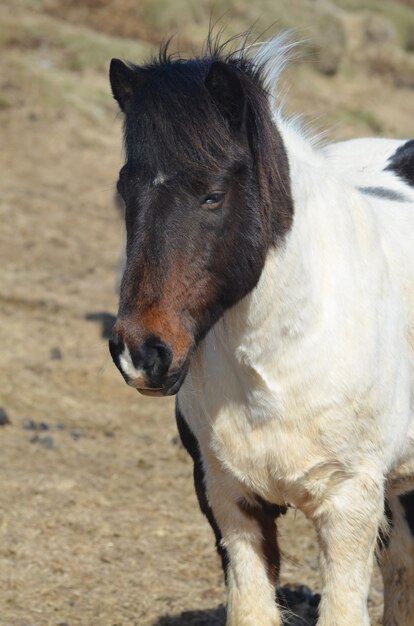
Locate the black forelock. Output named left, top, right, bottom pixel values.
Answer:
left=121, top=36, right=272, bottom=178
left=123, top=59, right=227, bottom=175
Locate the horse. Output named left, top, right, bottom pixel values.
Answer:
left=108, top=35, right=414, bottom=626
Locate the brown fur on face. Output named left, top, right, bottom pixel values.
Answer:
left=116, top=251, right=218, bottom=370
left=115, top=305, right=192, bottom=371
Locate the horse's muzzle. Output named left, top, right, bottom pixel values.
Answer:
left=108, top=332, right=187, bottom=396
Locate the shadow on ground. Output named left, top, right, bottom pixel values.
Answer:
left=154, top=601, right=318, bottom=626
left=154, top=606, right=225, bottom=626
left=85, top=311, right=116, bottom=338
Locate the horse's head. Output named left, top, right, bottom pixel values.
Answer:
left=108, top=45, right=293, bottom=396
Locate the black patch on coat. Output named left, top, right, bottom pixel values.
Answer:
left=385, top=140, right=414, bottom=188
left=358, top=186, right=408, bottom=202
left=238, top=497, right=287, bottom=586
left=399, top=491, right=414, bottom=536
left=175, top=402, right=229, bottom=580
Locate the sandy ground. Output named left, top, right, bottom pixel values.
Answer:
left=1, top=2, right=413, bottom=625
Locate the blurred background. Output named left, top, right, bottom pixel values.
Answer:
left=0, top=1, right=413, bottom=625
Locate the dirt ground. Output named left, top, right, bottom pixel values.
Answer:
left=1, top=2, right=413, bottom=625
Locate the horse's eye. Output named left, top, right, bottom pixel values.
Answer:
left=202, top=192, right=225, bottom=209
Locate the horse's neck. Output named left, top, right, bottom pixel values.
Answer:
left=219, top=122, right=357, bottom=365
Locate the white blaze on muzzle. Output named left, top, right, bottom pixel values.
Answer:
left=119, top=344, right=144, bottom=380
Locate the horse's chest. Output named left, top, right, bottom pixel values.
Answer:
left=208, top=401, right=324, bottom=508
left=182, top=331, right=406, bottom=508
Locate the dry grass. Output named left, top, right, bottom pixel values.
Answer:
left=0, top=1, right=413, bottom=625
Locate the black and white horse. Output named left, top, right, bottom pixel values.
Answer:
left=108, top=36, right=414, bottom=626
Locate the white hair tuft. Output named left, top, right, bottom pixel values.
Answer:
left=248, top=32, right=301, bottom=97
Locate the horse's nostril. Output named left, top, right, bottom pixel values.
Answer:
left=109, top=331, right=173, bottom=387
left=150, top=341, right=173, bottom=374
left=132, top=339, right=173, bottom=378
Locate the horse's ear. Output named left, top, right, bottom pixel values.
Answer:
left=205, top=61, right=245, bottom=129
left=110, top=59, right=144, bottom=112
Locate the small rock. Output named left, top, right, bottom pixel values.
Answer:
left=41, top=436, right=54, bottom=449
left=70, top=429, right=81, bottom=441
left=362, top=14, right=397, bottom=46
left=170, top=434, right=181, bottom=447
left=0, top=407, right=10, bottom=426
left=23, top=418, right=38, bottom=431
left=50, top=347, right=63, bottom=360
left=30, top=435, right=55, bottom=449
left=55, top=423, right=66, bottom=431
left=23, top=419, right=49, bottom=431
left=407, top=33, right=414, bottom=53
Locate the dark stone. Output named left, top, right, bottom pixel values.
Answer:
left=30, top=435, right=55, bottom=449
left=50, top=347, right=63, bottom=360
left=39, top=436, right=54, bottom=449
left=0, top=407, right=10, bottom=426
left=23, top=419, right=49, bottom=431
left=23, top=418, right=38, bottom=431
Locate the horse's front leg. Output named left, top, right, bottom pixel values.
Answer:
left=311, top=473, right=384, bottom=626
left=176, top=403, right=283, bottom=626
left=205, top=457, right=284, bottom=626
